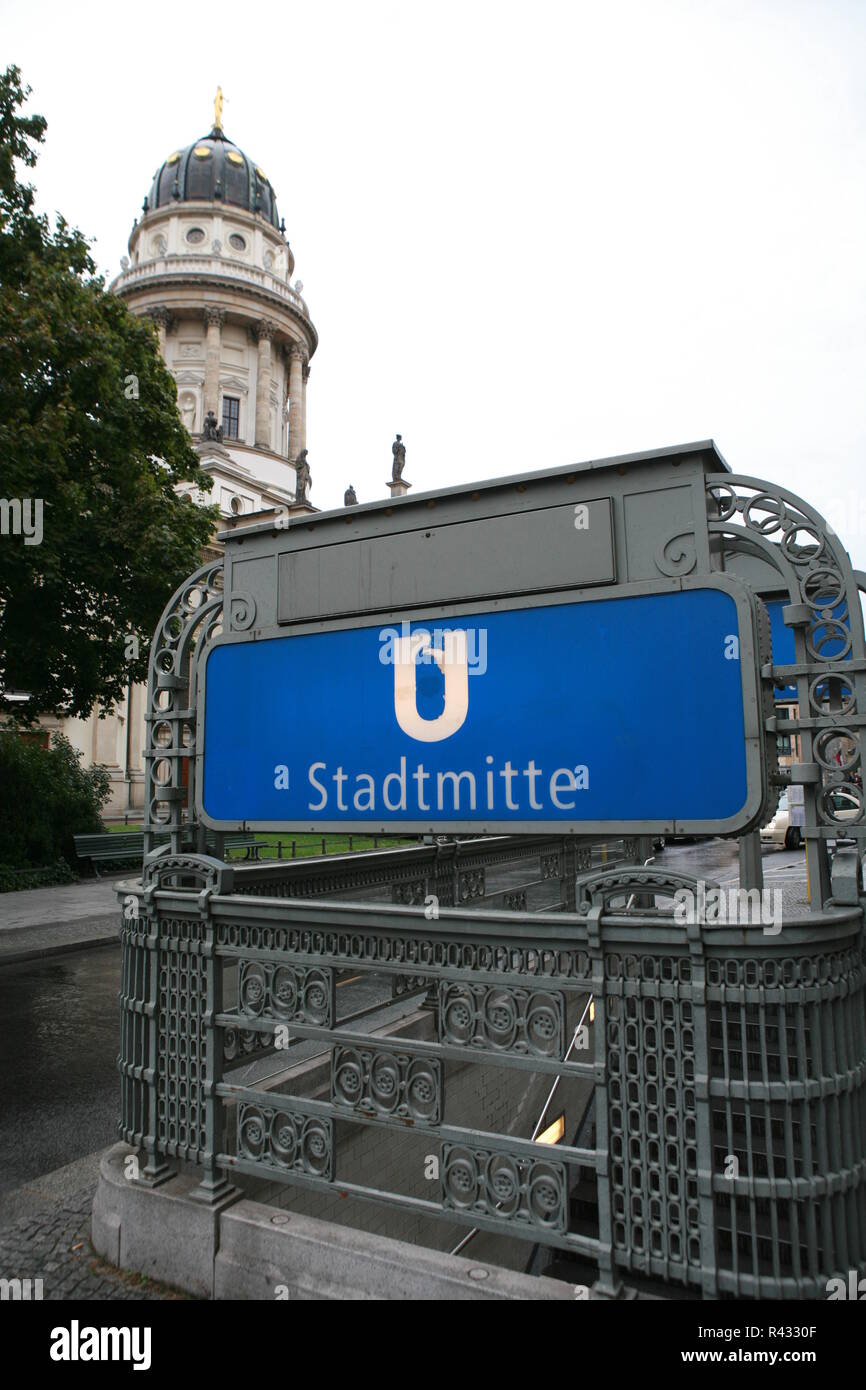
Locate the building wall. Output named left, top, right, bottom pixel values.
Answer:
left=37, top=155, right=317, bottom=818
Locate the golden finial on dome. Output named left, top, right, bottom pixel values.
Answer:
left=214, top=86, right=224, bottom=132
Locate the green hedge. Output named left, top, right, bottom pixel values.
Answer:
left=0, top=858, right=77, bottom=893
left=0, top=729, right=111, bottom=872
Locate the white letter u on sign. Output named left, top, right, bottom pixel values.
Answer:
left=393, top=631, right=469, bottom=742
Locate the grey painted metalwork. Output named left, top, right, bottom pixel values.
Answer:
left=125, top=442, right=866, bottom=1296
left=704, top=473, right=866, bottom=904
left=140, top=443, right=865, bottom=900
left=118, top=850, right=866, bottom=1297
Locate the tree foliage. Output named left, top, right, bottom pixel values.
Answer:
left=0, top=65, right=218, bottom=718
left=0, top=728, right=111, bottom=869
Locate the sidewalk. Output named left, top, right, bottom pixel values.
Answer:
left=0, top=1150, right=190, bottom=1301
left=0, top=875, right=130, bottom=965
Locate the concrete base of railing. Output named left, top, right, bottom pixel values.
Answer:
left=92, top=1144, right=584, bottom=1301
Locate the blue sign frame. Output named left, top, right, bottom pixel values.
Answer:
left=196, top=576, right=770, bottom=837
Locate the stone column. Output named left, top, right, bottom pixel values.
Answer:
left=148, top=306, right=171, bottom=356
left=301, top=361, right=310, bottom=455
left=254, top=321, right=276, bottom=449
left=203, top=308, right=226, bottom=422
left=287, top=342, right=306, bottom=459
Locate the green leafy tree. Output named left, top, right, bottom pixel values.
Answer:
left=0, top=728, right=111, bottom=870
left=0, top=65, right=218, bottom=719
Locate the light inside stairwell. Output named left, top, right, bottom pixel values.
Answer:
left=536, top=1113, right=565, bottom=1146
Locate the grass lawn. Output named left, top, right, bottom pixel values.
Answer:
left=102, top=822, right=417, bottom=860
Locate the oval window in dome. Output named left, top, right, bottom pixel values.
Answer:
left=193, top=145, right=212, bottom=159
left=228, top=233, right=246, bottom=252
left=166, top=152, right=180, bottom=165
left=186, top=227, right=206, bottom=245
left=226, top=151, right=244, bottom=165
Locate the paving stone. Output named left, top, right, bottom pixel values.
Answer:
left=0, top=1183, right=195, bottom=1301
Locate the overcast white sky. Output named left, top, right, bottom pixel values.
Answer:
left=4, top=0, right=866, bottom=561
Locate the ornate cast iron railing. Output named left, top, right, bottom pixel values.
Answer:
left=118, top=853, right=866, bottom=1298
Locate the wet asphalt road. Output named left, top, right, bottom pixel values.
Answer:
left=0, top=943, right=400, bottom=1222
left=0, top=947, right=122, bottom=1214
left=0, top=838, right=809, bottom=1220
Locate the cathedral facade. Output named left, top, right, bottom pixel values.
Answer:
left=42, top=100, right=317, bottom=814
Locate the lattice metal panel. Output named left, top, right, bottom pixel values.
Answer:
left=157, top=920, right=208, bottom=1160
left=604, top=951, right=703, bottom=1285
left=118, top=919, right=151, bottom=1147
left=706, top=942, right=866, bottom=1297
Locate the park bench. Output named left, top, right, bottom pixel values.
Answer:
left=72, top=830, right=259, bottom=875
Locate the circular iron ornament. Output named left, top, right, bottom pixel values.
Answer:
left=302, top=972, right=329, bottom=1025
left=485, top=1155, right=520, bottom=1213
left=239, top=1106, right=266, bottom=1159
left=443, top=991, right=473, bottom=1045
left=240, top=962, right=267, bottom=1015
left=152, top=720, right=173, bottom=747
left=406, top=1061, right=438, bottom=1121
left=301, top=1121, right=330, bottom=1175
left=528, top=1166, right=564, bottom=1225
left=179, top=584, right=206, bottom=616
left=370, top=1054, right=400, bottom=1112
left=805, top=618, right=852, bottom=663
left=526, top=994, right=560, bottom=1055
left=803, top=566, right=847, bottom=612
left=333, top=1050, right=364, bottom=1106
left=814, top=727, right=860, bottom=774
left=443, top=1148, right=477, bottom=1207
left=808, top=673, right=855, bottom=718
left=161, top=613, right=184, bottom=643
left=780, top=524, right=827, bottom=565
left=270, top=1112, right=299, bottom=1166
left=706, top=483, right=740, bottom=522
left=152, top=758, right=171, bottom=785
left=272, top=966, right=298, bottom=1018
left=742, top=492, right=788, bottom=536
left=483, top=989, right=518, bottom=1048
left=817, top=781, right=865, bottom=827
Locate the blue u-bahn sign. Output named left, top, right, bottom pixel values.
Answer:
left=198, top=577, right=770, bottom=836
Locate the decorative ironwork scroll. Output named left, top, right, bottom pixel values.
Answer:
left=705, top=474, right=866, bottom=903
left=143, top=559, right=225, bottom=856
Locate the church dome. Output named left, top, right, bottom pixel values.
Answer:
left=144, top=127, right=283, bottom=231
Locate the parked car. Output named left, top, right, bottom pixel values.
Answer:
left=824, top=788, right=862, bottom=842
left=760, top=788, right=859, bottom=849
